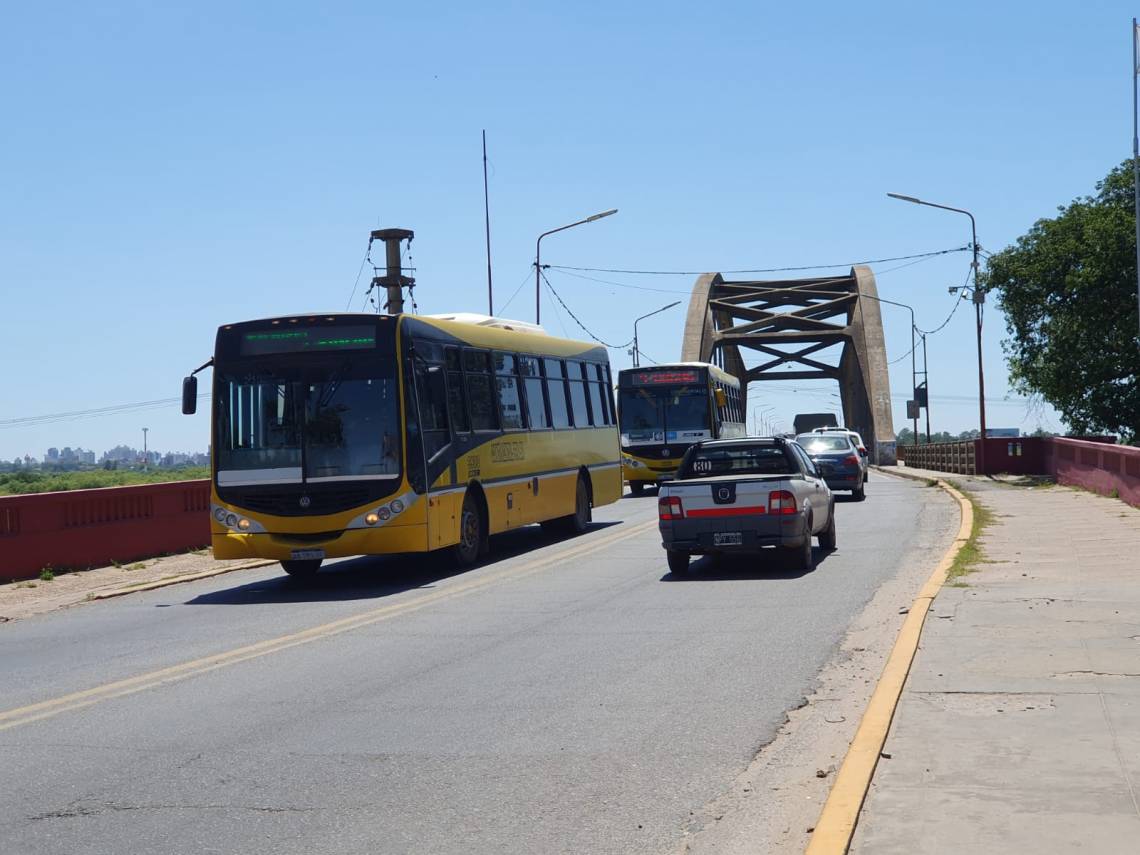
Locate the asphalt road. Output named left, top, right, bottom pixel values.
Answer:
left=0, top=475, right=956, bottom=855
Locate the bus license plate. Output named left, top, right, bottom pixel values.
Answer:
left=713, top=532, right=742, bottom=546
left=291, top=549, right=325, bottom=561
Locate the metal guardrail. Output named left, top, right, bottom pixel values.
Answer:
left=897, top=440, right=977, bottom=475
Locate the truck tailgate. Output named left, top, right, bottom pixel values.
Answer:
left=662, top=475, right=789, bottom=515
left=659, top=476, right=800, bottom=551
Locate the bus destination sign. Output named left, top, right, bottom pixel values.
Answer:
left=630, top=369, right=700, bottom=385
left=240, top=325, right=376, bottom=356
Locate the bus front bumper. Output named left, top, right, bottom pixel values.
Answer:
left=213, top=523, right=429, bottom=562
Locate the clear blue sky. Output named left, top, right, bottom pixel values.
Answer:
left=2, top=1, right=1131, bottom=459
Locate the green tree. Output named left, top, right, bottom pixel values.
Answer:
left=984, top=161, right=1140, bottom=442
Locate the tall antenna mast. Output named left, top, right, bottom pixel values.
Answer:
left=369, top=228, right=415, bottom=315
left=483, top=130, right=494, bottom=315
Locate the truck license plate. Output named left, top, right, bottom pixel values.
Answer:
left=713, top=532, right=742, bottom=546
left=291, top=549, right=325, bottom=561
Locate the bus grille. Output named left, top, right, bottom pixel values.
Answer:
left=219, top=486, right=374, bottom=517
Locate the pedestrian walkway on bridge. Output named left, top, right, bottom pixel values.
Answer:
left=851, top=467, right=1140, bottom=853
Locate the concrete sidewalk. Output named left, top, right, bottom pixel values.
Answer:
left=851, top=468, right=1140, bottom=853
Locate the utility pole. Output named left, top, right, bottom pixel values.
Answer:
left=369, top=228, right=415, bottom=315
left=142, top=427, right=148, bottom=472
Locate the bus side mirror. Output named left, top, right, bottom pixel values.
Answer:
left=182, top=376, right=197, bottom=415
left=714, top=388, right=727, bottom=408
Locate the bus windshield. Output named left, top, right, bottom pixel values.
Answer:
left=619, top=384, right=710, bottom=444
left=216, top=360, right=401, bottom=485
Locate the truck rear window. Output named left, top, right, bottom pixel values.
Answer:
left=682, top=446, right=794, bottom=478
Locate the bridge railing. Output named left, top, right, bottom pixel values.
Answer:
left=897, top=436, right=1139, bottom=506
left=897, top=440, right=977, bottom=474
left=0, top=480, right=211, bottom=582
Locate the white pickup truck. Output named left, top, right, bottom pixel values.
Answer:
left=657, top=437, right=836, bottom=575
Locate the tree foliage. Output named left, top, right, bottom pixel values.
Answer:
left=984, top=161, right=1140, bottom=441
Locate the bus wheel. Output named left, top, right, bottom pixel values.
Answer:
left=567, top=475, right=591, bottom=533
left=630, top=481, right=645, bottom=496
left=454, top=493, right=484, bottom=566
left=281, top=559, right=321, bottom=580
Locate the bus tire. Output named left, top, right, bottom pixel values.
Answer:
left=568, top=474, right=591, bottom=533
left=545, top=474, right=591, bottom=535
left=281, top=559, right=321, bottom=580
left=454, top=492, right=484, bottom=566
left=630, top=481, right=645, bottom=497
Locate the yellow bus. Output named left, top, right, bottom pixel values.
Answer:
left=181, top=312, right=622, bottom=578
left=618, top=362, right=746, bottom=494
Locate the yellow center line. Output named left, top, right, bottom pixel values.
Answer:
left=0, top=519, right=658, bottom=732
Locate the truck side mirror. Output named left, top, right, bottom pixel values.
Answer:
left=182, top=376, right=198, bottom=415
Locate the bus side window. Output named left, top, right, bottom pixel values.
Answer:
left=494, top=351, right=524, bottom=430
left=587, top=363, right=607, bottom=426
left=444, top=347, right=470, bottom=434
left=520, top=356, right=549, bottom=429
left=567, top=360, right=590, bottom=428
left=544, top=358, right=571, bottom=429
left=464, top=349, right=499, bottom=431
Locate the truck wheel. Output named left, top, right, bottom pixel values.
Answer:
left=818, top=509, right=837, bottom=551
left=454, top=493, right=484, bottom=566
left=791, top=517, right=814, bottom=570
left=281, top=559, right=321, bottom=580
left=667, top=550, right=690, bottom=575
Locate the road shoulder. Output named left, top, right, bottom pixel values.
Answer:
left=0, top=551, right=271, bottom=623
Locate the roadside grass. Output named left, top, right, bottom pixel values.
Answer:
left=943, top=479, right=994, bottom=586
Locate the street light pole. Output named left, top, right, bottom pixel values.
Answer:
left=142, top=427, right=148, bottom=472
left=632, top=301, right=681, bottom=367
left=534, top=209, right=618, bottom=325
left=888, top=193, right=986, bottom=472
left=921, top=332, right=931, bottom=442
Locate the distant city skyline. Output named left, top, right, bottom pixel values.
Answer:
left=1, top=441, right=208, bottom=468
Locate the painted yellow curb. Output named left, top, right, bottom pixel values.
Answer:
left=805, top=468, right=973, bottom=855
left=90, top=560, right=278, bottom=600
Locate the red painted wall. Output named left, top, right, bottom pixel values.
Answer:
left=978, top=437, right=1046, bottom=475
left=1043, top=437, right=1140, bottom=508
left=0, top=480, right=211, bottom=582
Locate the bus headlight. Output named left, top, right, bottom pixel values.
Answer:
left=237, top=518, right=251, bottom=531
left=378, top=507, right=391, bottom=521
left=623, top=455, right=646, bottom=469
left=225, top=513, right=238, bottom=527
left=365, top=512, right=380, bottom=526
left=214, top=507, right=227, bottom=523
left=390, top=499, right=404, bottom=514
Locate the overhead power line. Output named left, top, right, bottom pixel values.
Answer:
left=540, top=270, right=634, bottom=349
left=546, top=246, right=969, bottom=276
left=1, top=395, right=211, bottom=430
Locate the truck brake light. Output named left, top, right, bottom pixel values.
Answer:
left=768, top=490, right=798, bottom=515
left=658, top=496, right=684, bottom=520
